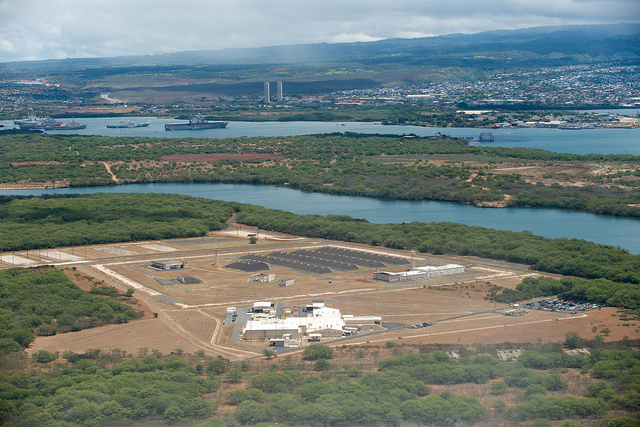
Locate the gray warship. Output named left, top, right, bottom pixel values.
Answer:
left=165, top=116, right=227, bottom=131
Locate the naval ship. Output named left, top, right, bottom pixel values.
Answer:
left=106, top=119, right=151, bottom=128
left=165, top=116, right=228, bottom=131
left=17, top=117, right=86, bottom=130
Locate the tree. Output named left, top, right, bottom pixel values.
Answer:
left=227, top=369, right=244, bottom=383
left=564, top=332, right=585, bottom=349
left=34, top=350, right=57, bottom=363
left=207, top=357, right=228, bottom=375
left=234, top=401, right=269, bottom=425
left=302, top=345, right=334, bottom=361
left=263, top=349, right=277, bottom=359
left=490, top=380, right=508, bottom=395
left=249, top=236, right=258, bottom=244
left=315, top=359, right=331, bottom=371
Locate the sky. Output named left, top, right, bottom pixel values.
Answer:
left=0, top=0, right=639, bottom=63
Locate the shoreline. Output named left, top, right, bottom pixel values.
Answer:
left=0, top=184, right=71, bottom=191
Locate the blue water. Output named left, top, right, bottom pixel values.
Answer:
left=1, top=114, right=639, bottom=155
left=2, top=183, right=638, bottom=254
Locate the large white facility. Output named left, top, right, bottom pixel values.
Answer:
left=242, top=301, right=381, bottom=341
left=373, top=263, right=465, bottom=282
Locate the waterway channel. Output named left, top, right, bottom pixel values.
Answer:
left=2, top=113, right=639, bottom=155
left=2, top=183, right=638, bottom=254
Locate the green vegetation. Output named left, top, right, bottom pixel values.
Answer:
left=1, top=132, right=639, bottom=218
left=2, top=341, right=639, bottom=426
left=0, top=351, right=216, bottom=426
left=0, top=193, right=234, bottom=251
left=301, top=344, right=335, bottom=361
left=0, top=267, right=140, bottom=354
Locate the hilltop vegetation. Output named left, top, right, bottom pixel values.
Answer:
left=1, top=336, right=639, bottom=426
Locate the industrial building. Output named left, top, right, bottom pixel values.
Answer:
left=249, top=273, right=275, bottom=283
left=278, top=278, right=294, bottom=286
left=151, top=259, right=184, bottom=270
left=252, top=302, right=274, bottom=313
left=373, top=264, right=465, bottom=282
left=242, top=301, right=368, bottom=341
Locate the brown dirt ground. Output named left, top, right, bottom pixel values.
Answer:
left=27, top=318, right=203, bottom=356
left=21, top=231, right=640, bottom=359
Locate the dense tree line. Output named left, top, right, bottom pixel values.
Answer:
left=0, top=267, right=140, bottom=354
left=0, top=193, right=234, bottom=251
left=2, top=132, right=639, bottom=217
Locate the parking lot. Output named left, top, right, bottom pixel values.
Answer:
left=526, top=298, right=603, bottom=315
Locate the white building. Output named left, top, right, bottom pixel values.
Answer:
left=151, top=259, right=183, bottom=270
left=264, top=82, right=271, bottom=103
left=243, top=302, right=345, bottom=340
left=373, top=264, right=465, bottom=282
left=277, top=81, right=283, bottom=102
left=249, top=273, right=275, bottom=283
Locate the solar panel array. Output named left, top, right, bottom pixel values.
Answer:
left=241, top=253, right=332, bottom=274
left=315, top=247, right=411, bottom=266
left=239, top=247, right=410, bottom=275
left=225, top=260, right=270, bottom=272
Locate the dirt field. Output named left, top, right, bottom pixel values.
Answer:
left=20, top=228, right=639, bottom=359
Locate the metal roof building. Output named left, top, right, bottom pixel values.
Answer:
left=374, top=263, right=465, bottom=282
left=242, top=302, right=345, bottom=341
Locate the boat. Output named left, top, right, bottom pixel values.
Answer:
left=165, top=116, right=228, bottom=131
left=18, top=117, right=87, bottom=130
left=44, top=118, right=87, bottom=130
left=14, top=116, right=45, bottom=125
left=106, top=119, right=151, bottom=128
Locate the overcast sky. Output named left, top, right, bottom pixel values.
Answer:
left=1, top=0, right=639, bottom=63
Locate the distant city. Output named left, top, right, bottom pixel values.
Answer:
left=1, top=63, right=638, bottom=129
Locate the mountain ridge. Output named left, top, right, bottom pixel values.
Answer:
left=1, top=23, right=638, bottom=69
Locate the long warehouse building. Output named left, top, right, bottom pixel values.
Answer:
left=373, top=264, right=465, bottom=282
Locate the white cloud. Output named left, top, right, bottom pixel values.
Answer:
left=0, top=0, right=638, bottom=62
left=329, top=33, right=384, bottom=44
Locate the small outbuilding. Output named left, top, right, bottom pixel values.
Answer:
left=250, top=273, right=275, bottom=283
left=278, top=278, right=294, bottom=287
left=152, top=259, right=184, bottom=270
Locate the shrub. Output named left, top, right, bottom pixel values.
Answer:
left=315, top=359, right=331, bottom=372
left=302, top=345, right=334, bottom=361
left=34, top=350, right=57, bottom=363
left=490, top=380, right=508, bottom=395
